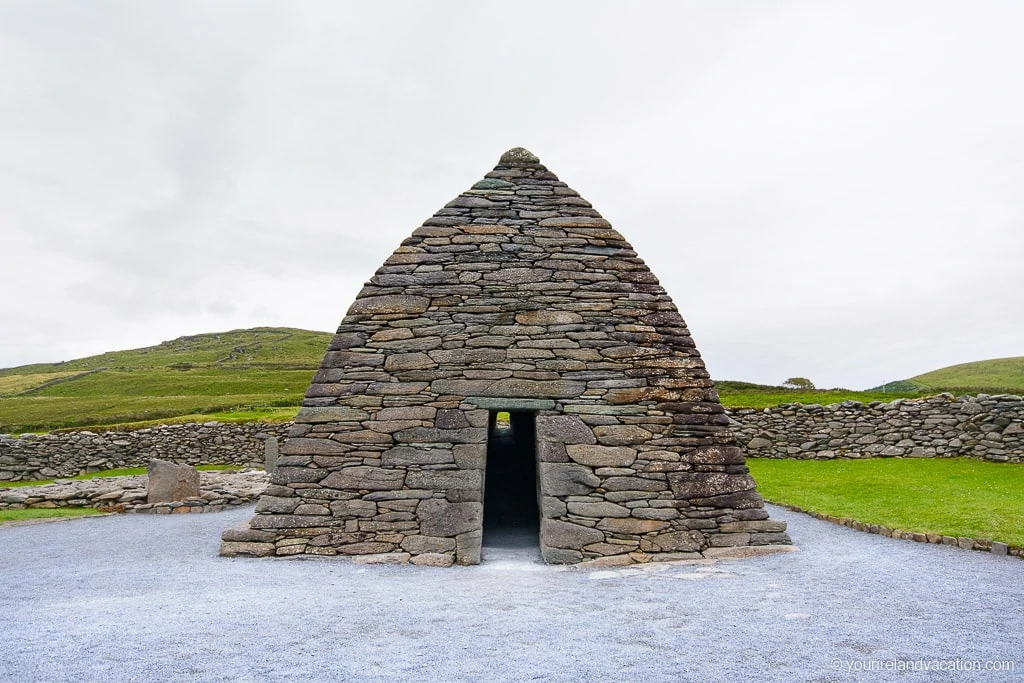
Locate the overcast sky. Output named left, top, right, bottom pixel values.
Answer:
left=1, top=1, right=1021, bottom=389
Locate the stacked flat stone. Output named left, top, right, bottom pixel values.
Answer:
left=0, top=422, right=286, bottom=482
left=221, top=147, right=790, bottom=565
left=731, top=393, right=1024, bottom=462
left=0, top=469, right=268, bottom=513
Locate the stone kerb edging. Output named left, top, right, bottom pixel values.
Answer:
left=771, top=501, right=1021, bottom=560
left=0, top=469, right=269, bottom=515
left=0, top=422, right=289, bottom=482
left=728, top=393, right=1024, bottom=462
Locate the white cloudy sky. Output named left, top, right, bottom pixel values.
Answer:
left=1, top=1, right=1021, bottom=389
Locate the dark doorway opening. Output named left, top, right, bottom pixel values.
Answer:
left=482, top=410, right=540, bottom=550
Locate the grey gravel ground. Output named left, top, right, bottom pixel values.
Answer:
left=1, top=505, right=1021, bottom=683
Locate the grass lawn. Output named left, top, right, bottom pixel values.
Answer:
left=748, top=457, right=1024, bottom=547
left=0, top=508, right=104, bottom=522
left=0, top=371, right=88, bottom=395
left=0, top=392, right=305, bottom=433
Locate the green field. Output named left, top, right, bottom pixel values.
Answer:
left=718, top=385, right=922, bottom=410
left=715, top=380, right=925, bottom=409
left=748, top=458, right=1024, bottom=547
left=0, top=328, right=329, bottom=433
left=1, top=326, right=1019, bottom=433
left=0, top=327, right=332, bottom=375
left=901, top=356, right=1024, bottom=394
left=0, top=371, right=87, bottom=395
left=0, top=508, right=105, bottom=523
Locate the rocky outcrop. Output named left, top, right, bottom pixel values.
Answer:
left=729, top=393, right=1024, bottom=462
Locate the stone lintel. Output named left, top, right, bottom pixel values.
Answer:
left=463, top=397, right=556, bottom=411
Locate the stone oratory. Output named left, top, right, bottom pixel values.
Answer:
left=221, top=148, right=792, bottom=566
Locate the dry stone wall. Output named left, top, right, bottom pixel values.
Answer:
left=0, top=422, right=287, bottom=481
left=729, top=394, right=1024, bottom=462
left=7, top=390, right=1015, bottom=488
left=0, top=469, right=268, bottom=514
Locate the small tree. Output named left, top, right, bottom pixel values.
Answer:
left=782, top=377, right=816, bottom=390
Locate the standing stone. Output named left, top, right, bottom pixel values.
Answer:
left=264, top=436, right=279, bottom=471
left=147, top=459, right=200, bottom=504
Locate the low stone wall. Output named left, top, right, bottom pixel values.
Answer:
left=4, top=393, right=1020, bottom=483
left=728, top=394, right=1024, bottom=462
left=0, top=469, right=269, bottom=514
left=0, top=422, right=289, bottom=481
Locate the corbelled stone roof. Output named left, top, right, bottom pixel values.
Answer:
left=221, top=148, right=791, bottom=565
left=313, top=147, right=710, bottom=405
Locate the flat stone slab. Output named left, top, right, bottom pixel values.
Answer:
left=146, top=459, right=200, bottom=504
left=463, top=397, right=556, bottom=410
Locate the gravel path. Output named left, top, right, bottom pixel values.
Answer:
left=1, top=505, right=1020, bottom=682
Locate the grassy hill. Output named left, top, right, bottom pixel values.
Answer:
left=0, top=328, right=332, bottom=433
left=3, top=326, right=1016, bottom=433
left=725, top=354, right=1024, bottom=409
left=715, top=381, right=922, bottom=410
left=896, top=357, right=1024, bottom=394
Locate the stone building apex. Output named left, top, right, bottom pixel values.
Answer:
left=499, top=147, right=540, bottom=165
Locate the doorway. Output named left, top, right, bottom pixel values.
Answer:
left=482, top=410, right=540, bottom=551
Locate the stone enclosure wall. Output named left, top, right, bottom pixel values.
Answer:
left=729, top=394, right=1024, bottom=463
left=6, top=392, right=1017, bottom=486
left=0, top=422, right=288, bottom=481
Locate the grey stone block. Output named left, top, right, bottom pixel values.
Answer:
left=566, top=445, right=636, bottom=468
left=382, top=447, right=454, bottom=466
left=668, top=472, right=756, bottom=499
left=538, top=463, right=600, bottom=496
left=540, top=547, right=584, bottom=564
left=418, top=499, right=482, bottom=537
left=566, top=501, right=629, bottom=518
left=536, top=415, right=596, bottom=444
left=401, top=535, right=457, bottom=554
left=263, top=437, right=280, bottom=470
left=541, top=519, right=604, bottom=550
left=641, top=530, right=705, bottom=552
left=146, top=460, right=199, bottom=504
left=406, top=470, right=482, bottom=491
left=219, top=541, right=276, bottom=557
left=464, top=397, right=556, bottom=410
left=456, top=529, right=482, bottom=565
left=321, top=467, right=405, bottom=491
left=541, top=496, right=567, bottom=519
left=254, top=496, right=300, bottom=515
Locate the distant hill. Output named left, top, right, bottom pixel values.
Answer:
left=0, top=327, right=332, bottom=376
left=0, top=327, right=333, bottom=433
left=892, top=356, right=1024, bottom=394
left=3, top=327, right=1017, bottom=433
